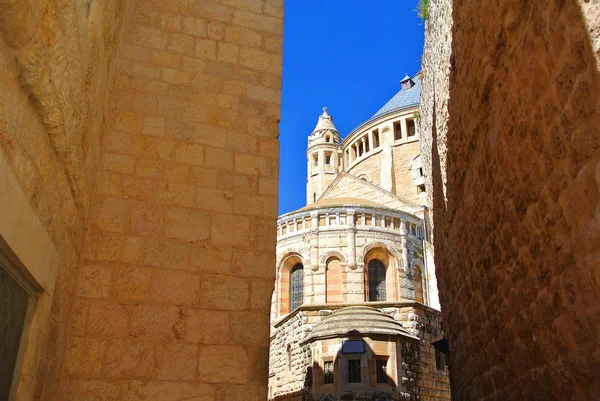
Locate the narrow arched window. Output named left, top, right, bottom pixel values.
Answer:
left=368, top=259, right=386, bottom=301
left=290, top=263, right=304, bottom=311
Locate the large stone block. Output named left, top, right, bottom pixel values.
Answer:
left=201, top=273, right=249, bottom=310
left=165, top=206, right=211, bottom=241
left=148, top=269, right=200, bottom=306
left=105, top=339, right=154, bottom=379
left=197, top=345, right=249, bottom=383
left=185, top=308, right=233, bottom=344
left=154, top=343, right=198, bottom=380
left=129, top=304, right=185, bottom=341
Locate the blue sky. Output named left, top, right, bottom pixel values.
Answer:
left=278, top=1, right=425, bottom=215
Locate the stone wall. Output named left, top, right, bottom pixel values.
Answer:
left=393, top=307, right=450, bottom=400
left=0, top=1, right=125, bottom=398
left=347, top=150, right=383, bottom=187
left=270, top=305, right=450, bottom=401
left=0, top=0, right=282, bottom=400
left=270, top=311, right=313, bottom=399
left=420, top=0, right=600, bottom=399
left=391, top=141, right=423, bottom=203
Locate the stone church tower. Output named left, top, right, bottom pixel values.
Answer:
left=269, top=75, right=450, bottom=401
left=306, top=108, right=343, bottom=205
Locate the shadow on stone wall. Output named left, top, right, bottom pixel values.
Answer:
left=429, top=0, right=600, bottom=399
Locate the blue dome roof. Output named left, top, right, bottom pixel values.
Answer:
left=344, top=74, right=421, bottom=140
left=371, top=74, right=421, bottom=119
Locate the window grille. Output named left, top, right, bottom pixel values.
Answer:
left=368, top=259, right=386, bottom=301
left=376, top=359, right=388, bottom=383
left=347, top=359, right=361, bottom=383
left=290, top=264, right=304, bottom=311
left=324, top=361, right=334, bottom=384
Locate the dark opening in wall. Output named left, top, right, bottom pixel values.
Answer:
left=324, top=361, right=334, bottom=384
left=435, top=348, right=446, bottom=371
left=376, top=358, right=389, bottom=383
left=407, top=119, right=416, bottom=137
left=348, top=359, right=361, bottom=383
left=0, top=251, right=35, bottom=400
left=394, top=121, right=402, bottom=140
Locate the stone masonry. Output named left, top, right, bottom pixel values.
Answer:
left=420, top=0, right=600, bottom=400
left=0, top=0, right=282, bottom=400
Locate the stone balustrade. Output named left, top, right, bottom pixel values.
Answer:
left=276, top=206, right=424, bottom=241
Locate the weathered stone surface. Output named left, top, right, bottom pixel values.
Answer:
left=155, top=343, right=198, bottom=381
left=185, top=308, right=233, bottom=344
left=197, top=345, right=249, bottom=383
left=420, top=0, right=600, bottom=399
left=105, top=340, right=154, bottom=379
left=1, top=0, right=280, bottom=398
left=130, top=304, right=185, bottom=341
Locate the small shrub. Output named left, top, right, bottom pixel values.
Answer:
left=417, top=0, right=429, bottom=21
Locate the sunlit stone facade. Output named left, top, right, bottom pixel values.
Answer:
left=269, top=76, right=450, bottom=401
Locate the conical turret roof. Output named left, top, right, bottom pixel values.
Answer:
left=312, top=107, right=338, bottom=133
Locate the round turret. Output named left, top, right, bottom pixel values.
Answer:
left=306, top=107, right=343, bottom=205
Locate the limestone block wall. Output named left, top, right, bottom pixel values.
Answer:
left=0, top=1, right=126, bottom=399
left=391, top=306, right=450, bottom=401
left=347, top=150, right=383, bottom=187
left=270, top=312, right=313, bottom=399
left=391, top=141, right=423, bottom=203
left=0, top=0, right=283, bottom=400
left=420, top=0, right=600, bottom=399
left=64, top=0, right=283, bottom=400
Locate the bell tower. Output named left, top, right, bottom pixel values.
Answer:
left=306, top=107, right=342, bottom=205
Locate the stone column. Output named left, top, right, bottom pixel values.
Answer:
left=380, top=126, right=394, bottom=192
left=310, top=212, right=319, bottom=270
left=332, top=150, right=339, bottom=171
left=346, top=210, right=357, bottom=269
left=399, top=220, right=410, bottom=275
left=318, top=150, right=324, bottom=196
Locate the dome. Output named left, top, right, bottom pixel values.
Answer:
left=300, top=197, right=390, bottom=211
left=371, top=74, right=421, bottom=119
left=312, top=107, right=338, bottom=133
left=344, top=74, right=421, bottom=140
left=302, top=306, right=418, bottom=344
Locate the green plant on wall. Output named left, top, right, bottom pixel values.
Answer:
left=416, top=0, right=429, bottom=21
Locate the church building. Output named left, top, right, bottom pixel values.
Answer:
left=268, top=75, right=451, bottom=401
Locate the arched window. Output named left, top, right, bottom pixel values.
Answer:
left=368, top=259, right=386, bottom=301
left=414, top=266, right=424, bottom=303
left=290, top=263, right=304, bottom=311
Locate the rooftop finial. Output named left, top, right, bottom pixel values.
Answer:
left=312, top=106, right=337, bottom=133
